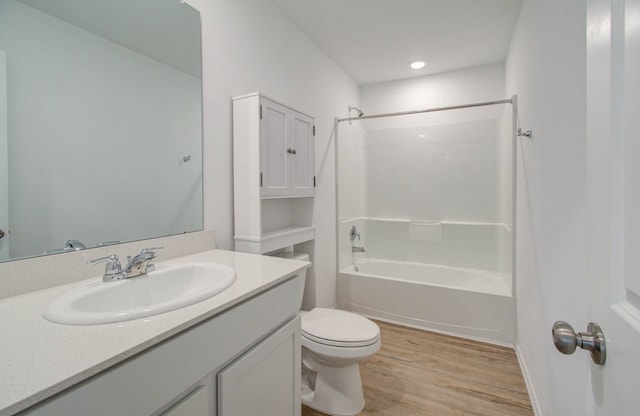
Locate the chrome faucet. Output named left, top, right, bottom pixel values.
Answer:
left=124, top=247, right=163, bottom=278
left=352, top=245, right=366, bottom=253
left=89, top=247, right=163, bottom=282
left=43, top=239, right=87, bottom=255
left=65, top=240, right=87, bottom=250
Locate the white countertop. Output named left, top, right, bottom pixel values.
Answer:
left=0, top=249, right=309, bottom=416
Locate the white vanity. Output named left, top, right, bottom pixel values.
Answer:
left=0, top=249, right=309, bottom=416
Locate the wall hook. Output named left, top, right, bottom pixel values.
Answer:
left=518, top=128, right=532, bottom=139
left=182, top=155, right=192, bottom=163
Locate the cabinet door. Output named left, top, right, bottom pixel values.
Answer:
left=260, top=98, right=289, bottom=197
left=289, top=112, right=315, bottom=196
left=218, top=317, right=301, bottom=416
left=161, top=384, right=213, bottom=416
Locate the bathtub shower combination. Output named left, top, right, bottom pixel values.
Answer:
left=336, top=99, right=517, bottom=345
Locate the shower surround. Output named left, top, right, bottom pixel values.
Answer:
left=337, top=105, right=515, bottom=345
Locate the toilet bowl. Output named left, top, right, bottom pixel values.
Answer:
left=272, top=251, right=381, bottom=416
left=301, top=308, right=380, bottom=416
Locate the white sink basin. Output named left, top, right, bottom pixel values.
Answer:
left=44, top=262, right=237, bottom=325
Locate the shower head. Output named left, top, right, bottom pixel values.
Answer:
left=349, top=105, right=364, bottom=118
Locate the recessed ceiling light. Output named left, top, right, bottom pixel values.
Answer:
left=410, top=60, right=427, bottom=70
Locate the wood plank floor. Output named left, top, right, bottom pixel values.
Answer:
left=302, top=321, right=533, bottom=416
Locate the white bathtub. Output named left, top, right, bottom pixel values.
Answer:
left=337, top=258, right=516, bottom=345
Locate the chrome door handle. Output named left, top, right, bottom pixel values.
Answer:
left=552, top=321, right=606, bottom=365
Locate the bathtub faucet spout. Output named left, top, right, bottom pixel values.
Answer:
left=352, top=245, right=366, bottom=253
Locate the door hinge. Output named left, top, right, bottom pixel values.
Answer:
left=313, top=125, right=316, bottom=136
left=260, top=172, right=263, bottom=187
left=260, top=105, right=263, bottom=120
left=313, top=176, right=316, bottom=187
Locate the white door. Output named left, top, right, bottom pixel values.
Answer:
left=260, top=97, right=290, bottom=197
left=0, top=51, right=9, bottom=260
left=289, top=111, right=314, bottom=196
left=585, top=0, right=640, bottom=413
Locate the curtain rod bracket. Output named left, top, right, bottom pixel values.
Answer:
left=517, top=128, right=532, bottom=139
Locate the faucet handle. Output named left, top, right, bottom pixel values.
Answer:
left=88, top=254, right=126, bottom=282
left=350, top=226, right=361, bottom=241
left=138, top=247, right=164, bottom=273
left=127, top=247, right=164, bottom=262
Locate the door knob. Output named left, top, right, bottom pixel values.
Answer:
left=552, top=321, right=606, bottom=365
left=287, top=148, right=297, bottom=155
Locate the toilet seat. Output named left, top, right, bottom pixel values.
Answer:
left=302, top=308, right=380, bottom=347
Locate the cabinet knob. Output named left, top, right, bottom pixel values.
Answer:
left=287, top=148, right=297, bottom=155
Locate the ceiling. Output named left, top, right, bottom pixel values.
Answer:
left=272, top=0, right=523, bottom=86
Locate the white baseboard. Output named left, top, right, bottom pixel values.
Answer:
left=515, top=344, right=543, bottom=415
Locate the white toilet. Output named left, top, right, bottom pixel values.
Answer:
left=274, top=252, right=381, bottom=416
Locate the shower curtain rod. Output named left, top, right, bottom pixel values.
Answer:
left=336, top=97, right=514, bottom=123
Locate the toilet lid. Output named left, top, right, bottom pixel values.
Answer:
left=301, top=308, right=380, bottom=347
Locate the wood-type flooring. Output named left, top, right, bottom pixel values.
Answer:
left=302, top=320, right=533, bottom=416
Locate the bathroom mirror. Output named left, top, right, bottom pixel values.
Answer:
left=0, top=0, right=203, bottom=262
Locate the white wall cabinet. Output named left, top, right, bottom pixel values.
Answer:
left=233, top=93, right=315, bottom=254
left=260, top=97, right=315, bottom=197
left=22, top=277, right=302, bottom=416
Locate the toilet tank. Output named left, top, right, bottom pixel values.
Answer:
left=271, top=251, right=309, bottom=308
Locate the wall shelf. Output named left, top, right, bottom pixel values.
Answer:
left=235, top=226, right=315, bottom=254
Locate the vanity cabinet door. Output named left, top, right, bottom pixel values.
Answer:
left=161, top=384, right=213, bottom=416
left=218, top=316, right=301, bottom=416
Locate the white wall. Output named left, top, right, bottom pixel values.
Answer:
left=0, top=0, right=202, bottom=258
left=188, top=0, right=360, bottom=308
left=365, top=118, right=499, bottom=222
left=359, top=64, right=510, bottom=226
left=337, top=122, right=366, bottom=271
left=360, top=63, right=507, bottom=125
left=337, top=123, right=366, bottom=222
left=506, top=0, right=588, bottom=413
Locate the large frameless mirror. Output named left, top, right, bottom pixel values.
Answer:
left=0, top=0, right=203, bottom=262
